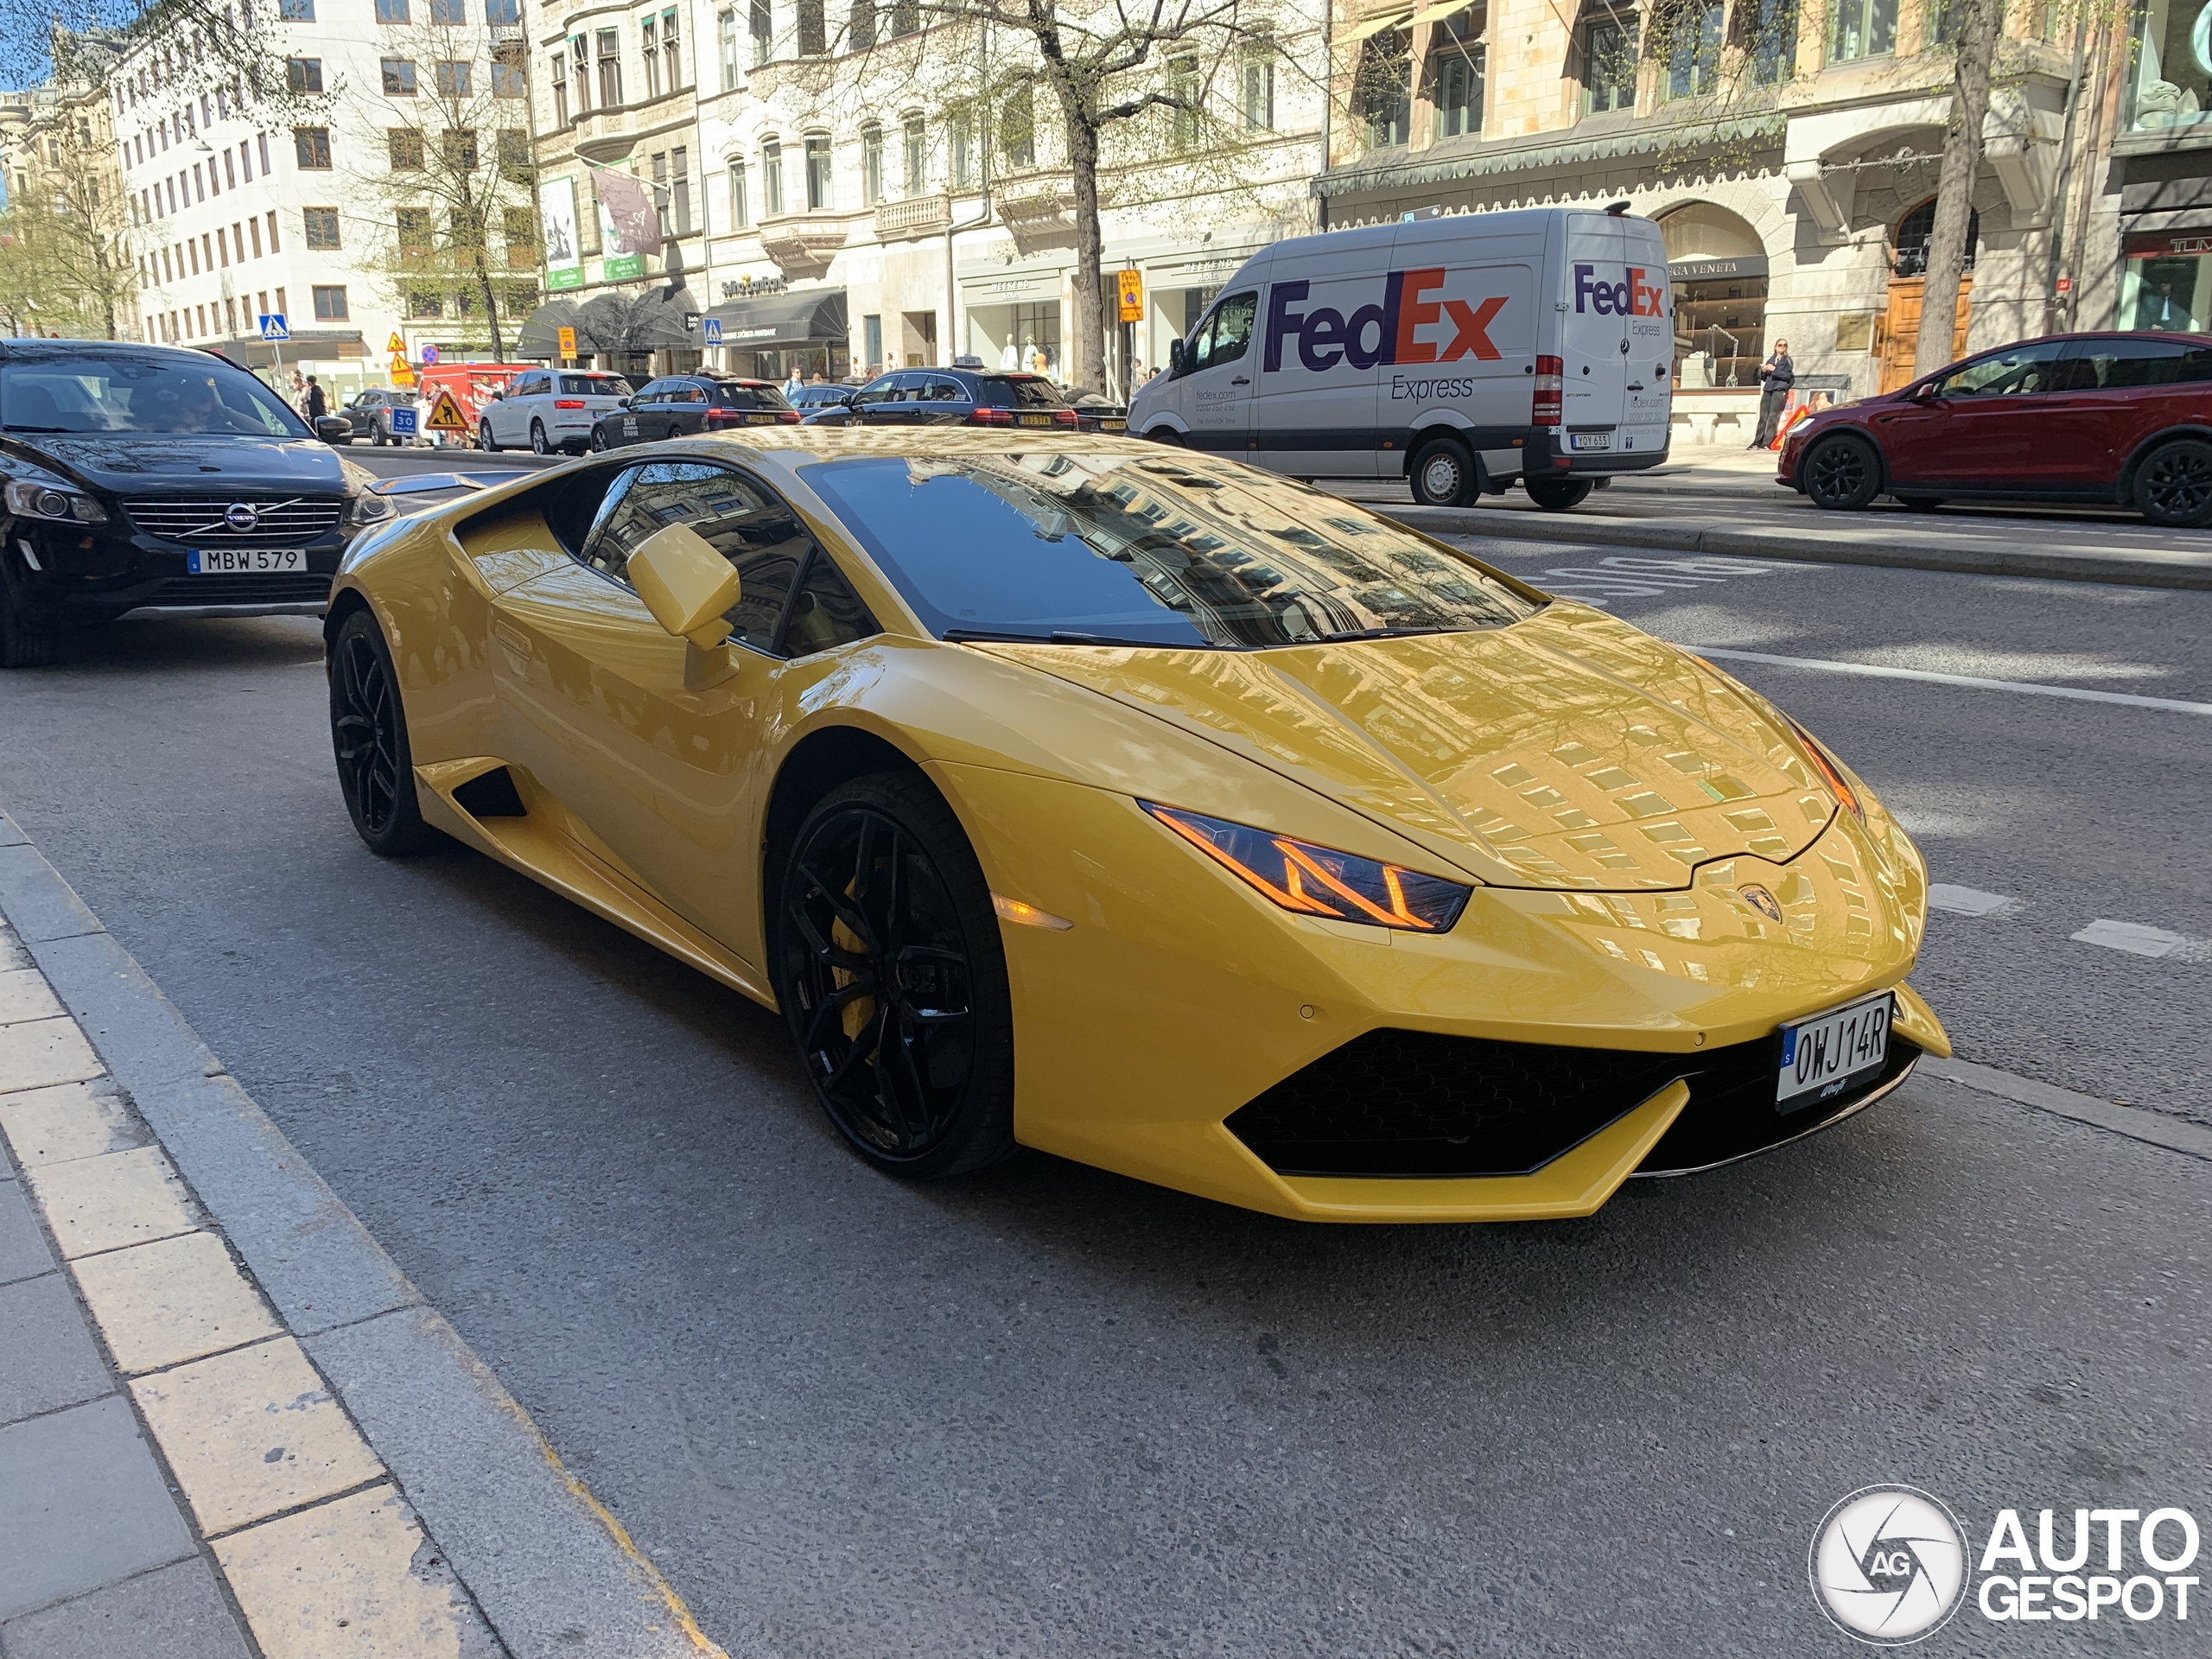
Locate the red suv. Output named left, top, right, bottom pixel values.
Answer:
left=1779, top=332, right=2212, bottom=527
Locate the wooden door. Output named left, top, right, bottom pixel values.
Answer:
left=1877, top=276, right=1973, bottom=392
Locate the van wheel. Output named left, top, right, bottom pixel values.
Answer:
left=2134, top=438, right=2212, bottom=528
left=1410, top=437, right=1479, bottom=507
left=1802, top=434, right=1882, bottom=511
left=1524, top=477, right=1593, bottom=512
left=1145, top=426, right=1183, bottom=446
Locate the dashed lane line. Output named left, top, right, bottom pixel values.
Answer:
left=1927, top=885, right=2021, bottom=918
left=2070, top=918, right=2212, bottom=963
left=1690, top=646, right=2212, bottom=715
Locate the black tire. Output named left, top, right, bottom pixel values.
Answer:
left=1524, top=476, right=1594, bottom=512
left=1801, top=434, right=1883, bottom=511
left=1895, top=494, right=1945, bottom=512
left=774, top=772, right=1016, bottom=1180
left=1409, top=436, right=1479, bottom=507
left=1145, top=426, right=1184, bottom=445
left=328, top=607, right=438, bottom=856
left=2133, top=438, right=2212, bottom=528
left=0, top=580, right=59, bottom=670
left=529, top=421, right=550, bottom=455
left=589, top=425, right=608, bottom=452
left=477, top=421, right=498, bottom=452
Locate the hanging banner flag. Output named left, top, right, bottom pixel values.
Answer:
left=541, top=177, right=584, bottom=292
left=589, top=166, right=659, bottom=282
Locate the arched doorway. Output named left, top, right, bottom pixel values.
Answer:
left=1878, top=199, right=1981, bottom=391
left=1657, top=201, right=1769, bottom=390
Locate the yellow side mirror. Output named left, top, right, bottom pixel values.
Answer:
left=628, top=524, right=741, bottom=648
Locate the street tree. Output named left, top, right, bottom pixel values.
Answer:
left=1914, top=0, right=2004, bottom=374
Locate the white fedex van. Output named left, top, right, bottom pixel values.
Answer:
left=1127, top=205, right=1674, bottom=510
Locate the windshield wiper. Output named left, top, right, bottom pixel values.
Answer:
left=1308, top=626, right=1460, bottom=642
left=943, top=626, right=1213, bottom=649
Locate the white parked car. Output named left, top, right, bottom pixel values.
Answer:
left=477, top=368, right=633, bottom=455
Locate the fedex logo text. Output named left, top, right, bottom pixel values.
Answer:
left=1575, top=264, right=1666, bottom=317
left=1264, top=269, right=1507, bottom=373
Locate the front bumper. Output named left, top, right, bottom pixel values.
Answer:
left=4, top=512, right=344, bottom=627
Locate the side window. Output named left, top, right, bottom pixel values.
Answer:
left=1189, top=290, right=1258, bottom=373
left=2068, top=339, right=2200, bottom=390
left=781, top=550, right=877, bottom=656
left=683, top=385, right=710, bottom=404
left=926, top=378, right=964, bottom=401
left=851, top=375, right=900, bottom=408
left=512, top=372, right=543, bottom=398
left=632, top=380, right=664, bottom=405
left=1929, top=341, right=2066, bottom=399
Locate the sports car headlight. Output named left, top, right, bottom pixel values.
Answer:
left=5, top=479, right=106, bottom=524
left=1786, top=720, right=1864, bottom=823
left=1143, top=803, right=1472, bottom=932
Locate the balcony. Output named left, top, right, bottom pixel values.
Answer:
left=874, top=193, right=950, bottom=240
left=995, top=176, right=1077, bottom=252
left=567, top=89, right=697, bottom=164
left=757, top=212, right=850, bottom=277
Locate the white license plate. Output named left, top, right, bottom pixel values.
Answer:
left=187, top=549, right=307, bottom=574
left=1568, top=432, right=1613, bottom=452
left=1777, top=992, right=1892, bottom=1109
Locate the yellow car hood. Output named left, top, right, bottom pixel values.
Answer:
left=975, top=603, right=1836, bottom=892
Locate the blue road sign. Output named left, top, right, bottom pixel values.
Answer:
left=702, top=317, right=724, bottom=346
left=257, top=314, right=289, bottom=341
left=391, top=407, right=418, bottom=435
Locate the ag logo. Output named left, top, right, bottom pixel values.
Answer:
left=1738, top=884, right=1783, bottom=923
left=1810, top=1485, right=1968, bottom=1644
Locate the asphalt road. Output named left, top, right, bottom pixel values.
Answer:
left=0, top=467, right=2206, bottom=1657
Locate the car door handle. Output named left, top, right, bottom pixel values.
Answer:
left=1230, top=376, right=1250, bottom=385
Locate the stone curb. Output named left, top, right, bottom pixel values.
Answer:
left=1921, top=1057, right=2212, bottom=1162
left=1377, top=503, right=2212, bottom=590
left=0, top=810, right=726, bottom=1659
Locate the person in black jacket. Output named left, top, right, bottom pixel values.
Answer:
left=1752, top=339, right=1792, bottom=448
left=305, top=376, right=327, bottom=420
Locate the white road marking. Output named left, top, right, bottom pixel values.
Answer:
left=1927, top=884, right=2019, bottom=917
left=2070, top=918, right=2210, bottom=962
left=1519, top=555, right=1797, bottom=605
left=1690, top=647, right=2212, bottom=715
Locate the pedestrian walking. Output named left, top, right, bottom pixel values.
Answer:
left=1752, top=338, right=1793, bottom=448
left=304, top=375, right=327, bottom=421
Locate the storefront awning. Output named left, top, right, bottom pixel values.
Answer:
left=702, top=288, right=849, bottom=349
left=1313, top=114, right=1785, bottom=201
left=513, top=288, right=705, bottom=359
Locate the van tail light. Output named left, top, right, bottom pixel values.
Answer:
left=1532, top=356, right=1563, bottom=427
left=969, top=407, right=1014, bottom=425
left=554, top=398, right=586, bottom=409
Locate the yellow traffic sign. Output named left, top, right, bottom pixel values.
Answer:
left=387, top=333, right=407, bottom=354
left=425, top=391, right=467, bottom=431
left=391, top=362, right=416, bottom=386
left=1116, top=268, right=1144, bottom=323
left=557, top=325, right=578, bottom=358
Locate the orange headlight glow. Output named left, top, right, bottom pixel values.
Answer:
left=1142, top=803, right=1472, bottom=933
left=1788, top=721, right=1864, bottom=823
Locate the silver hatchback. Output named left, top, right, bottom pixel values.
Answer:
left=479, top=368, right=632, bottom=455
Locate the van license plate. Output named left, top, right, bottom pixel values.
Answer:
left=1777, top=992, right=1892, bottom=1111
left=1568, top=432, right=1613, bottom=452
left=188, top=549, right=307, bottom=574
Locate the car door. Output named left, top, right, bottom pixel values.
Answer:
left=490, top=460, right=875, bottom=961
left=495, top=371, right=540, bottom=445
left=1877, top=340, right=2071, bottom=488
left=1179, top=289, right=1261, bottom=462
left=849, top=373, right=911, bottom=426
left=2043, top=337, right=2206, bottom=489
left=918, top=376, right=970, bottom=424
left=666, top=383, right=711, bottom=439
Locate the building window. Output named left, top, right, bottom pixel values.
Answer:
left=444, top=129, right=480, bottom=170
left=889, top=0, right=918, bottom=34
left=862, top=123, right=884, bottom=202
left=1661, top=201, right=1770, bottom=387
left=2126, top=0, right=2212, bottom=131
left=312, top=285, right=349, bottom=320
left=285, top=57, right=323, bottom=92
left=719, top=9, right=740, bottom=88
left=498, top=128, right=530, bottom=175
left=762, top=137, right=784, bottom=214
left=493, top=47, right=526, bottom=96
left=664, top=8, right=683, bottom=86
left=409, top=290, right=444, bottom=319
left=551, top=53, right=569, bottom=120
left=1661, top=0, right=1723, bottom=97
left=950, top=109, right=975, bottom=188
left=278, top=0, right=313, bottom=16
left=504, top=206, right=536, bottom=265
left=397, top=207, right=435, bottom=257
left=430, top=0, right=465, bottom=22
left=804, top=130, right=831, bottom=208
left=728, top=159, right=748, bottom=226
left=1168, top=54, right=1200, bottom=149
left=850, top=0, right=876, bottom=52
left=643, top=15, right=663, bottom=97
left=1001, top=84, right=1035, bottom=168
left=1241, top=47, right=1274, bottom=132
left=901, top=113, right=925, bottom=195
left=1827, top=0, right=1895, bottom=61
left=798, top=0, right=826, bottom=54
left=1891, top=197, right=1977, bottom=277
left=435, top=60, right=472, bottom=95
left=302, top=206, right=341, bottom=247
left=863, top=312, right=882, bottom=370
left=1429, top=22, right=1483, bottom=139
left=295, top=127, right=333, bottom=168
left=389, top=128, right=425, bottom=168
left=597, top=29, right=623, bottom=105
left=1734, top=0, right=1798, bottom=84
left=1581, top=10, right=1637, bottom=112
left=1356, top=28, right=1412, bottom=148
left=376, top=0, right=408, bottom=21
left=383, top=58, right=418, bottom=94
left=486, top=0, right=518, bottom=20
left=2121, top=239, right=2212, bottom=329
left=750, top=0, right=772, bottom=63
left=672, top=143, right=692, bottom=232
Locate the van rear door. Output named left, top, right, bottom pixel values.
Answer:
left=1560, top=215, right=1668, bottom=460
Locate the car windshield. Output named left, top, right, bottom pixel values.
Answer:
left=976, top=376, right=1065, bottom=409
left=560, top=374, right=629, bottom=396
left=802, top=452, right=1541, bottom=649
left=715, top=383, right=791, bottom=410
left=0, top=355, right=306, bottom=436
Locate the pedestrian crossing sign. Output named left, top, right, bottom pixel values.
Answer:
left=257, top=314, right=289, bottom=341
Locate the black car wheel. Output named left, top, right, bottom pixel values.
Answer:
left=530, top=421, right=551, bottom=455
left=590, top=425, right=608, bottom=452
left=477, top=421, right=498, bottom=452
left=329, top=608, right=437, bottom=856
left=2134, top=438, right=2212, bottom=528
left=1409, top=436, right=1479, bottom=507
left=0, top=576, right=59, bottom=671
left=1145, top=426, right=1184, bottom=445
left=1802, top=434, right=1883, bottom=511
left=1525, top=477, right=1594, bottom=512
left=775, top=772, right=1015, bottom=1180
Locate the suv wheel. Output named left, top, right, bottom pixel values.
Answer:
left=2134, top=438, right=2212, bottom=528
left=1409, top=437, right=1478, bottom=507
left=477, top=421, right=498, bottom=452
left=0, top=580, right=59, bottom=670
left=1801, top=433, right=1882, bottom=511
left=1524, top=476, right=1594, bottom=512
left=530, top=421, right=551, bottom=455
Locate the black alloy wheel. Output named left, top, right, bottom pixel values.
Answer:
left=1802, top=434, right=1883, bottom=511
left=1524, top=476, right=1594, bottom=512
left=775, top=773, right=1015, bottom=1179
left=1410, top=436, right=1479, bottom=507
left=328, top=608, right=437, bottom=855
left=589, top=424, right=608, bottom=452
left=2134, top=438, right=2212, bottom=528
left=530, top=421, right=551, bottom=455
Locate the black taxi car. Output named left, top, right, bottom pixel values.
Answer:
left=0, top=340, right=389, bottom=667
left=801, top=362, right=1081, bottom=429
left=589, top=376, right=800, bottom=449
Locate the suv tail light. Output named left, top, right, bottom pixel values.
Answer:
left=1532, top=357, right=1563, bottom=427
left=779, top=410, right=801, bottom=423
left=554, top=398, right=586, bottom=409
left=969, top=407, right=1014, bottom=425
left=1054, top=409, right=1078, bottom=426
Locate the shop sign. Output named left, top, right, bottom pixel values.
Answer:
left=720, top=275, right=788, bottom=298
left=1670, top=255, right=1770, bottom=283
left=547, top=267, right=585, bottom=291
left=2126, top=232, right=2212, bottom=258
left=603, top=252, right=645, bottom=281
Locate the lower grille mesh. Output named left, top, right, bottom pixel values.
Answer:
left=141, top=573, right=334, bottom=606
